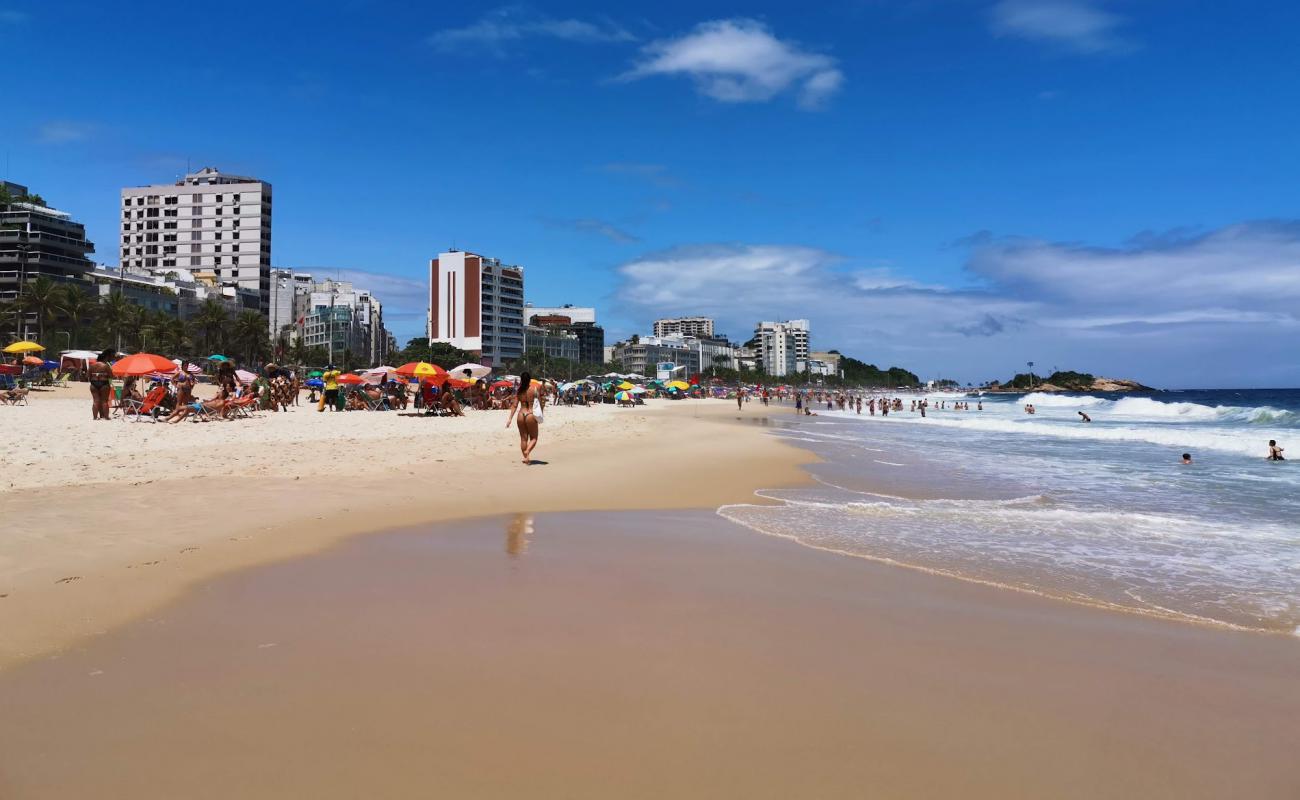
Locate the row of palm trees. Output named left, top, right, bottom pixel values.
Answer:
left=1, top=277, right=279, bottom=365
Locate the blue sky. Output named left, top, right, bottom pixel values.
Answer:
left=4, top=1, right=1299, bottom=386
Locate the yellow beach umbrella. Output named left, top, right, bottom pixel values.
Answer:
left=3, top=341, right=44, bottom=354
left=617, top=381, right=635, bottom=390
left=666, top=380, right=690, bottom=390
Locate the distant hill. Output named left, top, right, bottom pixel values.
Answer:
left=992, top=371, right=1152, bottom=393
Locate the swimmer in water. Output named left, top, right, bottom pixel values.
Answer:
left=1267, top=440, right=1285, bottom=461
left=1181, top=453, right=1193, bottom=464
left=1078, top=411, right=1092, bottom=423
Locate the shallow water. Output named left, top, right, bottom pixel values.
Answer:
left=723, top=390, right=1300, bottom=633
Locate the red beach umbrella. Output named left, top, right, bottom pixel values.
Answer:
left=336, top=373, right=366, bottom=385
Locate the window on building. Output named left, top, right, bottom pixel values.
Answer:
left=190, top=257, right=201, bottom=266
left=215, top=195, right=223, bottom=202
left=191, top=194, right=201, bottom=202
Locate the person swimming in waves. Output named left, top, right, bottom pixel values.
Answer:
left=1181, top=453, right=1193, bottom=465
left=1267, top=440, right=1285, bottom=461
left=1078, top=411, right=1092, bottom=423
left=506, top=371, right=544, bottom=465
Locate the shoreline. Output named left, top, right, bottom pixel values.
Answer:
left=3, top=508, right=1297, bottom=798
left=0, top=397, right=814, bottom=670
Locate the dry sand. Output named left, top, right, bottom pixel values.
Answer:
left=0, top=387, right=810, bottom=667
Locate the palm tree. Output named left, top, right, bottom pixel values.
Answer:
left=15, top=276, right=65, bottom=345
left=192, top=298, right=229, bottom=355
left=123, top=305, right=146, bottom=351
left=59, top=285, right=98, bottom=349
left=158, top=315, right=190, bottom=357
left=96, top=291, right=134, bottom=352
left=0, top=298, right=17, bottom=341
left=232, top=310, right=269, bottom=365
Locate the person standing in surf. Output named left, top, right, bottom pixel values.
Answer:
left=506, top=371, right=544, bottom=465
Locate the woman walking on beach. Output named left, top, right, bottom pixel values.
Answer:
left=88, top=350, right=115, bottom=420
left=506, top=371, right=544, bottom=465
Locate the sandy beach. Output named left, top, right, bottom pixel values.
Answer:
left=0, top=388, right=810, bottom=667
left=2, top=389, right=1298, bottom=798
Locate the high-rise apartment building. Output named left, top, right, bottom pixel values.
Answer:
left=427, top=250, right=525, bottom=367
left=120, top=168, right=272, bottom=311
left=268, top=268, right=315, bottom=339
left=0, top=183, right=96, bottom=321
left=653, top=316, right=714, bottom=338
left=753, top=320, right=810, bottom=376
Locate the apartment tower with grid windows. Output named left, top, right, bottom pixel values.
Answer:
left=120, top=167, right=272, bottom=311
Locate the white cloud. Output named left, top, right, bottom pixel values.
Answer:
left=990, top=0, right=1130, bottom=54
left=430, top=6, right=634, bottom=53
left=611, top=223, right=1300, bottom=385
left=37, top=121, right=97, bottom=144
left=620, top=19, right=843, bottom=109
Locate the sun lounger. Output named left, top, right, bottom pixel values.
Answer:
left=119, top=386, right=167, bottom=422
left=1, top=386, right=29, bottom=406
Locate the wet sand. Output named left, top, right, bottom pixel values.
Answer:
left=1, top=510, right=1296, bottom=799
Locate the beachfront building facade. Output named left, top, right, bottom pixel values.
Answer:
left=88, top=264, right=259, bottom=321
left=268, top=268, right=315, bottom=339
left=756, top=325, right=799, bottom=377
left=525, top=304, right=605, bottom=364
left=754, top=320, right=810, bottom=376
left=523, top=325, right=580, bottom=362
left=611, top=335, right=702, bottom=378
left=120, top=168, right=273, bottom=312
left=427, top=250, right=525, bottom=367
left=0, top=184, right=97, bottom=335
left=297, top=278, right=387, bottom=366
left=653, top=316, right=714, bottom=339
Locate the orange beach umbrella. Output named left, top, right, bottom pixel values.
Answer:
left=112, top=353, right=178, bottom=377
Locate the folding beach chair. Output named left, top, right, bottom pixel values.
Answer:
left=1, top=386, right=29, bottom=405
left=120, top=386, right=167, bottom=422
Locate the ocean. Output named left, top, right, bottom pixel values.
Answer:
left=720, top=389, right=1300, bottom=634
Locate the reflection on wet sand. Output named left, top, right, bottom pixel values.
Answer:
left=506, top=513, right=534, bottom=556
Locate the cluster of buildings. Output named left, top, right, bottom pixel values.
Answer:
left=425, top=249, right=605, bottom=368
left=1, top=168, right=394, bottom=366
left=610, top=317, right=837, bottom=379
left=5, top=170, right=839, bottom=377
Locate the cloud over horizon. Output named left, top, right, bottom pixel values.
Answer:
left=620, top=19, right=843, bottom=109
left=612, top=222, right=1300, bottom=386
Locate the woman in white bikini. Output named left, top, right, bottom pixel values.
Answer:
left=505, top=371, right=544, bottom=465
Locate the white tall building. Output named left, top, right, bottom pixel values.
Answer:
left=120, top=167, right=273, bottom=311
left=268, top=269, right=314, bottom=338
left=754, top=320, right=810, bottom=376
left=653, top=316, right=714, bottom=338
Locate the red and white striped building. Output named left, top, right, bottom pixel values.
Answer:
left=427, top=250, right=525, bottom=367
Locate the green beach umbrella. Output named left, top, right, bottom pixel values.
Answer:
left=207, top=354, right=229, bottom=362
left=308, top=370, right=323, bottom=377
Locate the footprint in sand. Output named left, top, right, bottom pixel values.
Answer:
left=55, top=576, right=82, bottom=584
left=180, top=547, right=199, bottom=553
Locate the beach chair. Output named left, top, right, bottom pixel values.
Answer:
left=226, top=394, right=259, bottom=419
left=120, top=386, right=167, bottom=422
left=1, top=386, right=29, bottom=405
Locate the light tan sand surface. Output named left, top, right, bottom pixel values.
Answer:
left=0, top=390, right=810, bottom=667
left=1, top=511, right=1296, bottom=799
